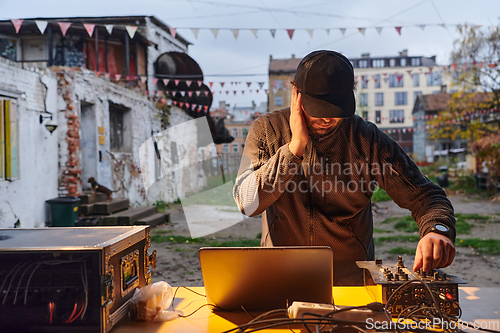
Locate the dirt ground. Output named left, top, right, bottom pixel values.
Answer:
left=150, top=193, right=500, bottom=288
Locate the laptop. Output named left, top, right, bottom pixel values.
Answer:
left=199, top=246, right=334, bottom=311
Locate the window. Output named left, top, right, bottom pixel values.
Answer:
left=389, top=74, right=404, bottom=87
left=232, top=143, right=239, bottom=153
left=274, top=96, right=283, bottom=106
left=414, top=91, right=422, bottom=101
left=411, top=58, right=421, bottom=66
left=0, top=98, right=18, bottom=180
left=223, top=144, right=229, bottom=154
left=361, top=75, right=368, bottom=89
left=358, top=59, right=368, bottom=68
left=390, top=110, right=405, bottom=123
left=373, top=74, right=381, bottom=88
left=242, top=128, right=248, bottom=138
left=0, top=38, right=17, bottom=61
left=400, top=58, right=407, bottom=66
left=426, top=72, right=442, bottom=86
left=359, top=93, right=368, bottom=107
left=109, top=103, right=132, bottom=152
left=362, top=111, right=368, bottom=120
left=389, top=59, right=396, bottom=67
left=232, top=128, right=238, bottom=138
left=395, top=92, right=407, bottom=105
left=372, top=59, right=384, bottom=68
left=413, top=73, right=419, bottom=87
left=375, top=110, right=381, bottom=124
left=375, top=93, right=384, bottom=106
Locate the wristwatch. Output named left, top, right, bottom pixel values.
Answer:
left=430, top=223, right=451, bottom=238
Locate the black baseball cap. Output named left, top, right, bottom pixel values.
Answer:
left=294, top=50, right=355, bottom=118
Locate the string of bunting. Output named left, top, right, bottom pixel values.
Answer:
left=412, top=107, right=500, bottom=132
left=8, top=18, right=498, bottom=40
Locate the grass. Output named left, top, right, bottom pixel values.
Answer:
left=373, top=228, right=393, bottom=233
left=372, top=187, right=392, bottom=202
left=456, top=238, right=500, bottom=254
left=181, top=174, right=239, bottom=206
left=388, top=247, right=416, bottom=255
left=374, top=235, right=420, bottom=246
left=151, top=234, right=261, bottom=247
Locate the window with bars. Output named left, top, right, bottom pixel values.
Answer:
left=389, top=74, right=404, bottom=87
left=232, top=128, right=238, bottom=138
left=375, top=110, right=381, bottom=124
left=0, top=98, right=18, bottom=180
left=390, top=110, right=405, bottom=123
left=361, top=75, right=368, bottom=89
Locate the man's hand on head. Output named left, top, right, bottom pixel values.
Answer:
left=289, top=86, right=309, bottom=158
left=413, top=232, right=455, bottom=273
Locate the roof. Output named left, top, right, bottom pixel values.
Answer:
left=416, top=93, right=451, bottom=112
left=0, top=15, right=191, bottom=46
left=269, top=57, right=301, bottom=73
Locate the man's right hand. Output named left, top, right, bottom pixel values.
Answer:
left=289, top=86, right=309, bottom=157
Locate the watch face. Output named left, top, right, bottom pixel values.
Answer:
left=435, top=224, right=448, bottom=232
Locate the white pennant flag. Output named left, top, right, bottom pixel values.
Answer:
left=325, top=29, right=330, bottom=36
left=191, top=28, right=199, bottom=39
left=358, top=27, right=366, bottom=36
left=35, top=20, right=48, bottom=34
left=196, top=91, right=201, bottom=96
left=105, top=24, right=114, bottom=35
left=231, top=29, right=239, bottom=40
left=163, top=79, right=170, bottom=86
left=306, top=29, right=314, bottom=38
left=210, top=29, right=219, bottom=39
left=339, top=28, right=346, bottom=36
left=375, top=27, right=383, bottom=35
left=250, top=29, right=258, bottom=38
left=270, top=29, right=276, bottom=38
left=126, top=26, right=138, bottom=39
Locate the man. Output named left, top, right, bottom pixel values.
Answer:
left=233, top=50, right=456, bottom=286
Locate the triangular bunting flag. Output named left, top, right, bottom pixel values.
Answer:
left=231, top=29, right=239, bottom=40
left=286, top=29, right=295, bottom=39
left=186, top=80, right=192, bottom=87
left=395, top=27, right=402, bottom=35
left=35, top=20, right=48, bottom=34
left=340, top=28, right=346, bottom=36
left=174, top=79, right=180, bottom=86
left=210, top=29, right=219, bottom=39
left=242, top=91, right=244, bottom=95
left=270, top=29, right=276, bottom=38
left=163, top=79, right=170, bottom=86
left=256, top=89, right=259, bottom=94
left=220, top=82, right=225, bottom=88
left=247, top=82, right=252, bottom=87
left=358, top=28, right=365, bottom=36
left=250, top=29, right=258, bottom=38
left=157, top=91, right=162, bottom=97
left=204, top=105, right=209, bottom=111
left=406, top=70, right=412, bottom=76
left=209, top=82, right=214, bottom=88
left=105, top=24, right=114, bottom=35
left=325, top=29, right=330, bottom=36
left=126, top=26, right=138, bottom=39
left=264, top=89, right=269, bottom=94
left=258, top=82, right=265, bottom=89
left=191, top=28, right=199, bottom=39
left=188, top=91, right=193, bottom=97
left=418, top=25, right=426, bottom=30
left=11, top=19, right=23, bottom=34
left=196, top=91, right=201, bottom=96
left=104, top=73, right=110, bottom=79
left=179, top=102, right=184, bottom=107
left=375, top=27, right=383, bottom=35
left=197, top=80, right=202, bottom=87
left=152, top=78, right=158, bottom=85
left=83, top=24, right=95, bottom=37
left=58, top=22, right=72, bottom=36
left=115, top=74, right=122, bottom=81
left=306, top=29, right=314, bottom=38
left=140, top=76, right=147, bottom=83
left=185, top=103, right=190, bottom=108
left=204, top=91, right=209, bottom=96
left=180, top=91, right=186, bottom=97
left=173, top=101, right=178, bottom=105
left=233, top=91, right=237, bottom=96
left=169, top=27, right=177, bottom=38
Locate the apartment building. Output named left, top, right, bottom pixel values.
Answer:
left=268, top=50, right=459, bottom=153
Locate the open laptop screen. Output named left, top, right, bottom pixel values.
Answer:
left=199, top=246, right=333, bottom=311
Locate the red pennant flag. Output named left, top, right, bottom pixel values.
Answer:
left=83, top=23, right=95, bottom=37
left=209, top=82, right=214, bottom=88
left=265, top=89, right=269, bottom=94
left=115, top=74, right=121, bottom=81
left=95, top=72, right=100, bottom=77
left=242, top=91, right=244, bottom=95
left=452, top=63, right=457, bottom=70
left=489, top=63, right=496, bottom=68
left=185, top=103, right=190, bottom=108
left=406, top=70, right=412, bottom=76
left=396, top=74, right=403, bottom=83
left=196, top=91, right=201, bottom=96
left=395, top=27, right=402, bottom=35
left=203, top=105, right=208, bottom=111
left=188, top=91, right=193, bottom=97
left=179, top=102, right=184, bottom=107
left=157, top=91, right=162, bottom=97
left=220, top=82, right=225, bottom=88
left=204, top=91, right=209, bottom=96
left=256, top=89, right=259, bottom=94
left=233, top=91, right=237, bottom=95
left=58, top=22, right=72, bottom=36
left=173, top=101, right=178, bottom=105
left=247, top=82, right=252, bottom=87
left=169, top=27, right=177, bottom=38
left=163, top=79, right=170, bottom=86
left=427, top=67, right=433, bottom=73
left=174, top=79, right=180, bottom=86
left=226, top=91, right=229, bottom=95
left=160, top=98, right=166, bottom=104
left=152, top=78, right=158, bottom=85
left=197, top=80, right=202, bottom=87
left=11, top=19, right=23, bottom=34
left=286, top=29, right=295, bottom=39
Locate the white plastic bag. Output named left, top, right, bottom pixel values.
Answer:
left=130, top=281, right=179, bottom=322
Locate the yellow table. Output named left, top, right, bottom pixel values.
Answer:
left=111, top=286, right=379, bottom=333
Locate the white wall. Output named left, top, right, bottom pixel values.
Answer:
left=0, top=57, right=59, bottom=228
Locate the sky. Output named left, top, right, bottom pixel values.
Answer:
left=2, top=0, right=500, bottom=109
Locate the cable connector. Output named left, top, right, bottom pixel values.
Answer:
left=287, top=301, right=335, bottom=319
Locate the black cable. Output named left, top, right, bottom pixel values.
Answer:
left=178, top=303, right=223, bottom=318
left=171, top=285, right=207, bottom=311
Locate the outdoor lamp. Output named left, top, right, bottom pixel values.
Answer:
left=39, top=113, right=58, bottom=134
